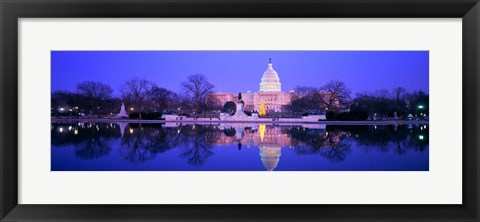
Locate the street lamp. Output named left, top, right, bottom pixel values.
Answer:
left=417, top=105, right=425, bottom=117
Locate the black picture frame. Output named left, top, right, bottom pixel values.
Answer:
left=1, top=0, right=479, bottom=221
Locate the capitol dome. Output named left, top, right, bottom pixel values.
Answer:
left=259, top=59, right=282, bottom=92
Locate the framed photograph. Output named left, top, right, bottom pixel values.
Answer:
left=1, top=0, right=479, bottom=221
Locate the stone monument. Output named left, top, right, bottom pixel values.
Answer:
left=117, top=102, right=128, bottom=118
left=233, top=93, right=246, bottom=117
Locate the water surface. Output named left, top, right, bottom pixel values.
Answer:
left=51, top=122, right=429, bottom=171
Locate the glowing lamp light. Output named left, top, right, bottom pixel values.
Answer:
left=418, top=105, right=424, bottom=109
left=59, top=127, right=63, bottom=133
left=74, top=129, right=78, bottom=135
left=130, top=108, right=134, bottom=111
left=419, top=135, right=424, bottom=140
left=129, top=128, right=134, bottom=134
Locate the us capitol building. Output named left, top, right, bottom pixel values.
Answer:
left=208, top=59, right=294, bottom=113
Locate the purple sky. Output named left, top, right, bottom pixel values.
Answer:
left=51, top=51, right=429, bottom=97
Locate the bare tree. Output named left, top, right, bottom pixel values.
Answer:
left=149, top=86, right=175, bottom=113
left=293, top=86, right=318, bottom=95
left=320, top=80, right=351, bottom=111
left=76, top=81, right=113, bottom=99
left=180, top=74, right=215, bottom=117
left=392, top=87, right=406, bottom=115
left=120, top=78, right=155, bottom=119
left=76, top=81, right=113, bottom=114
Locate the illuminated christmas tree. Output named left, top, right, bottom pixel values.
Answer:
left=259, top=100, right=266, bottom=116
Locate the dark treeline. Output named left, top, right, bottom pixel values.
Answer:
left=52, top=76, right=428, bottom=120
left=349, top=88, right=429, bottom=120
left=52, top=75, right=221, bottom=119
left=287, top=85, right=429, bottom=120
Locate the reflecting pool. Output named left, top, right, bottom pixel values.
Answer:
left=51, top=122, right=429, bottom=171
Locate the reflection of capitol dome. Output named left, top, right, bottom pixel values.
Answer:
left=259, top=59, right=282, bottom=92
left=259, top=146, right=282, bottom=171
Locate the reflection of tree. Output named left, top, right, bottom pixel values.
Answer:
left=287, top=127, right=351, bottom=162
left=144, top=126, right=180, bottom=154
left=318, top=136, right=351, bottom=163
left=52, top=122, right=429, bottom=166
left=75, top=135, right=111, bottom=160
left=120, top=125, right=153, bottom=163
left=342, top=125, right=429, bottom=154
left=52, top=122, right=120, bottom=146
left=120, top=123, right=178, bottom=163
left=118, top=123, right=216, bottom=166
left=51, top=122, right=119, bottom=160
left=286, top=124, right=428, bottom=162
left=223, top=128, right=236, bottom=137
left=179, top=125, right=215, bottom=166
